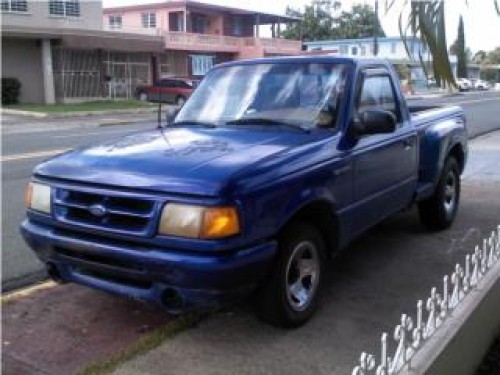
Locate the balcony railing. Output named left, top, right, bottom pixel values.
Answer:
left=164, top=31, right=243, bottom=52
left=163, top=31, right=301, bottom=54
left=102, top=27, right=302, bottom=55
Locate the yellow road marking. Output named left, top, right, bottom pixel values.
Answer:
left=1, top=149, right=70, bottom=162
left=2, top=281, right=57, bottom=304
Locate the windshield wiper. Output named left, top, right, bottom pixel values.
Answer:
left=225, top=117, right=308, bottom=132
left=170, top=120, right=217, bottom=128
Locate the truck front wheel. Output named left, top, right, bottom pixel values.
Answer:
left=418, top=157, right=460, bottom=230
left=255, top=222, right=325, bottom=328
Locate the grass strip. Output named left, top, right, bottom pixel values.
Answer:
left=79, top=312, right=203, bottom=375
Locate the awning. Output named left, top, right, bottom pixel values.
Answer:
left=2, top=25, right=164, bottom=52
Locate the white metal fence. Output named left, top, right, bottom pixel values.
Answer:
left=352, top=225, right=500, bottom=375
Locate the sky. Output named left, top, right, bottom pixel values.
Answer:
left=102, top=0, right=500, bottom=53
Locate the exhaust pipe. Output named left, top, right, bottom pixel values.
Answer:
left=46, top=262, right=65, bottom=284
left=160, top=288, right=185, bottom=313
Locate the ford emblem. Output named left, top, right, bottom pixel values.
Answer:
left=89, top=204, right=107, bottom=217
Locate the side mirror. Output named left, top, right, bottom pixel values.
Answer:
left=352, top=109, right=397, bottom=137
left=165, top=107, right=180, bottom=125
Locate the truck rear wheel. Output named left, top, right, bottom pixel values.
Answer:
left=418, top=157, right=460, bottom=231
left=255, top=222, right=325, bottom=328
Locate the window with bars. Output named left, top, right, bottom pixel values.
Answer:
left=49, top=0, right=80, bottom=17
left=141, top=12, right=156, bottom=28
left=109, top=14, right=122, bottom=28
left=1, top=0, right=28, bottom=12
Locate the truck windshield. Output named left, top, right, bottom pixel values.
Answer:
left=175, top=62, right=350, bottom=130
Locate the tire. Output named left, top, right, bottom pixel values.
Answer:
left=176, top=95, right=186, bottom=106
left=418, top=157, right=460, bottom=231
left=138, top=91, right=148, bottom=101
left=255, top=222, right=325, bottom=328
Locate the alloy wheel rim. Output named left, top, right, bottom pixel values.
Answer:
left=285, top=240, right=320, bottom=312
left=443, top=171, right=457, bottom=215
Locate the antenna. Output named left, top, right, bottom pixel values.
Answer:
left=157, top=79, right=163, bottom=129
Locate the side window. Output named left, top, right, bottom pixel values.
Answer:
left=159, top=80, right=174, bottom=88
left=178, top=81, right=192, bottom=89
left=357, top=74, right=399, bottom=120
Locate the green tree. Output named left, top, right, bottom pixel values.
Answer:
left=455, top=16, right=468, bottom=78
left=281, top=1, right=385, bottom=41
left=485, top=46, right=500, bottom=64
left=472, top=50, right=487, bottom=64
left=280, top=0, right=340, bottom=41
left=386, top=0, right=499, bottom=88
left=334, top=4, right=386, bottom=39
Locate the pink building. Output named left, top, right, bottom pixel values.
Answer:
left=103, top=1, right=302, bottom=78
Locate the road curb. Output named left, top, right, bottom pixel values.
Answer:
left=98, top=119, right=153, bottom=127
left=1, top=107, right=158, bottom=119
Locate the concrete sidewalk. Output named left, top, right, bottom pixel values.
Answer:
left=1, top=106, right=158, bottom=119
left=108, top=133, right=500, bottom=375
left=1, top=106, right=175, bottom=135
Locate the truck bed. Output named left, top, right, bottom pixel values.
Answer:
left=409, top=104, right=464, bottom=132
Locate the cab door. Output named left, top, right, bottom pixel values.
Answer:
left=349, top=67, right=418, bottom=234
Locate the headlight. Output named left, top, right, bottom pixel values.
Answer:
left=25, top=182, right=52, bottom=214
left=158, top=203, right=240, bottom=239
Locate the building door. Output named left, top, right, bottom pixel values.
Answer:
left=103, top=52, right=151, bottom=99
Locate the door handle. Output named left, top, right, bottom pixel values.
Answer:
left=403, top=138, right=414, bottom=150
left=333, top=165, right=352, bottom=176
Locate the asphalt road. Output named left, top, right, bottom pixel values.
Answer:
left=2, top=121, right=157, bottom=290
left=2, top=91, right=500, bottom=290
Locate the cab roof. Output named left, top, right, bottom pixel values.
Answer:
left=215, top=55, right=392, bottom=70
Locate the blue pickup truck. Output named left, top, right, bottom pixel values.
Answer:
left=21, top=57, right=467, bottom=327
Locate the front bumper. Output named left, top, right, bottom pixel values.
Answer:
left=20, top=219, right=277, bottom=311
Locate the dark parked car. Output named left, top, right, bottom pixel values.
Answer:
left=135, top=77, right=199, bottom=106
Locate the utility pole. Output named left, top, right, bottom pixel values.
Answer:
left=373, top=0, right=379, bottom=57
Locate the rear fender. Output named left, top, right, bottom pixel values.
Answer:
left=418, top=116, right=467, bottom=195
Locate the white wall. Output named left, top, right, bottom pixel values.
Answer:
left=306, top=39, right=431, bottom=61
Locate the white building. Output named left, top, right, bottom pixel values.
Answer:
left=303, top=36, right=432, bottom=61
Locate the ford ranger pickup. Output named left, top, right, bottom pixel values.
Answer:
left=21, top=57, right=468, bottom=327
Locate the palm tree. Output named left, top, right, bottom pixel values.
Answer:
left=385, top=0, right=500, bottom=89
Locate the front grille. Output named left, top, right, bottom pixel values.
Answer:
left=54, top=188, right=157, bottom=236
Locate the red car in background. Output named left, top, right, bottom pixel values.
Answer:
left=135, top=77, right=200, bottom=106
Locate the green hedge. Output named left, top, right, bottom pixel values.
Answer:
left=2, top=77, right=21, bottom=104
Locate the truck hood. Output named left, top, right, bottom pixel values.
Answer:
left=34, top=126, right=316, bottom=196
